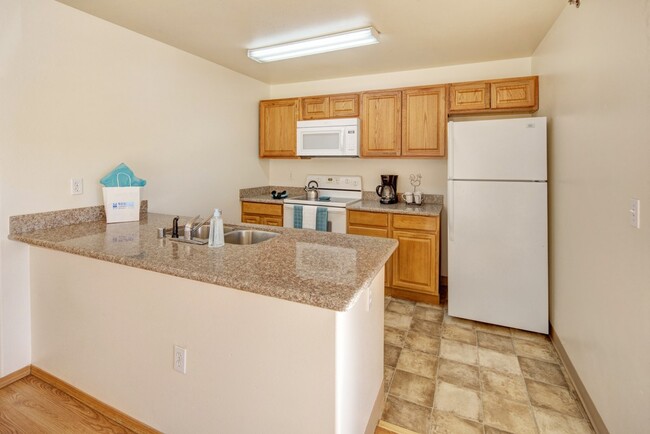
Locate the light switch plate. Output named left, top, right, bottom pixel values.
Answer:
left=630, top=199, right=640, bottom=228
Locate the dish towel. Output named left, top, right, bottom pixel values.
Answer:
left=293, top=205, right=303, bottom=229
left=302, top=206, right=317, bottom=230
left=316, top=207, right=328, bottom=232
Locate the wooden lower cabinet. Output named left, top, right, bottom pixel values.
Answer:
left=347, top=210, right=440, bottom=304
left=241, top=202, right=283, bottom=226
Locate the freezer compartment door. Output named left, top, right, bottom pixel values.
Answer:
left=447, top=180, right=548, bottom=333
left=448, top=117, right=547, bottom=181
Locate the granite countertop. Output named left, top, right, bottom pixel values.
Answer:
left=9, top=212, right=397, bottom=312
left=240, top=195, right=286, bottom=204
left=348, top=200, right=443, bottom=217
left=240, top=187, right=445, bottom=217
left=240, top=186, right=303, bottom=204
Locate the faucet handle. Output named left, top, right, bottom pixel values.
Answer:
left=184, top=215, right=201, bottom=239
left=172, top=216, right=180, bottom=238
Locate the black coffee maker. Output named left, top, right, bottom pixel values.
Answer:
left=376, top=175, right=398, bottom=204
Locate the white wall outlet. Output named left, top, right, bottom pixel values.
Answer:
left=173, top=345, right=187, bottom=374
left=70, top=178, right=83, bottom=195
left=630, top=199, right=641, bottom=229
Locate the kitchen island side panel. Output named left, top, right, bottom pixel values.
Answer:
left=29, top=247, right=382, bottom=434
left=336, top=268, right=385, bottom=434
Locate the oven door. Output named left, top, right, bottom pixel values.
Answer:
left=283, top=204, right=347, bottom=233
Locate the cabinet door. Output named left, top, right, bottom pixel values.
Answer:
left=401, top=86, right=447, bottom=157
left=449, top=81, right=490, bottom=112
left=347, top=225, right=393, bottom=287
left=490, top=77, right=538, bottom=110
left=259, top=99, right=299, bottom=158
left=391, top=230, right=438, bottom=295
left=330, top=94, right=359, bottom=118
left=361, top=91, right=401, bottom=157
left=242, top=214, right=261, bottom=224
left=262, top=216, right=283, bottom=226
left=300, top=97, right=329, bottom=120
left=347, top=211, right=392, bottom=286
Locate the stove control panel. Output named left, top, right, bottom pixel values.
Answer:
left=305, top=175, right=362, bottom=192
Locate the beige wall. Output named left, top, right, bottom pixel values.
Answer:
left=532, top=1, right=650, bottom=432
left=269, top=58, right=534, bottom=276
left=0, top=0, right=268, bottom=375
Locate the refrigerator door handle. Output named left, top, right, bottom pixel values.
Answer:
left=447, top=121, right=454, bottom=179
left=448, top=181, right=454, bottom=242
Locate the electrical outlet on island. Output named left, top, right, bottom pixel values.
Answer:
left=174, top=345, right=187, bottom=374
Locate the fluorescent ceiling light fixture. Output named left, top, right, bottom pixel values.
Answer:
left=248, top=27, right=379, bottom=63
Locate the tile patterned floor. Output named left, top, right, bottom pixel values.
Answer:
left=380, top=297, right=595, bottom=434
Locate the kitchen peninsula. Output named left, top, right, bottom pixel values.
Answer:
left=9, top=206, right=397, bottom=434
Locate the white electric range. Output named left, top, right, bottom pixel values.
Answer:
left=283, top=175, right=363, bottom=233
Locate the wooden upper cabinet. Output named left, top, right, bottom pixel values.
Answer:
left=448, top=76, right=538, bottom=114
left=259, top=99, right=299, bottom=158
left=401, top=85, right=447, bottom=157
left=300, top=97, right=329, bottom=120
left=361, top=90, right=402, bottom=157
left=300, top=93, right=359, bottom=120
left=449, top=82, right=490, bottom=112
left=491, top=76, right=538, bottom=110
left=329, top=94, right=359, bottom=118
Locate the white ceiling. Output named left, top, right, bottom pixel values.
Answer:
left=56, top=0, right=567, bottom=85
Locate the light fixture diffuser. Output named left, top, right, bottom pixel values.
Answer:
left=248, top=27, right=379, bottom=63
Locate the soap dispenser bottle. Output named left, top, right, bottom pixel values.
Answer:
left=208, top=208, right=224, bottom=248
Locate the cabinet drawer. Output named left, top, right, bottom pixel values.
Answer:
left=241, top=202, right=283, bottom=217
left=262, top=216, right=283, bottom=226
left=347, top=225, right=389, bottom=238
left=348, top=210, right=389, bottom=228
left=392, top=214, right=439, bottom=232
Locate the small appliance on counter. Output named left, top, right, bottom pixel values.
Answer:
left=304, top=180, right=319, bottom=200
left=376, top=174, right=398, bottom=204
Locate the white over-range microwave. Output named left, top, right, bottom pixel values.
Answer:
left=296, top=118, right=360, bottom=157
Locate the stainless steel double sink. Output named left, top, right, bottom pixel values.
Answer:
left=166, top=224, right=278, bottom=245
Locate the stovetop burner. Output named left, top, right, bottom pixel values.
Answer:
left=283, top=175, right=363, bottom=208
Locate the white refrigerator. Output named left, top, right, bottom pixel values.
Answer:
left=447, top=117, right=548, bottom=333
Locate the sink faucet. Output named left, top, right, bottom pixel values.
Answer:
left=184, top=215, right=201, bottom=240
left=184, top=215, right=212, bottom=240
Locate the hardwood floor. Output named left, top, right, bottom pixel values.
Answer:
left=0, top=375, right=135, bottom=433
